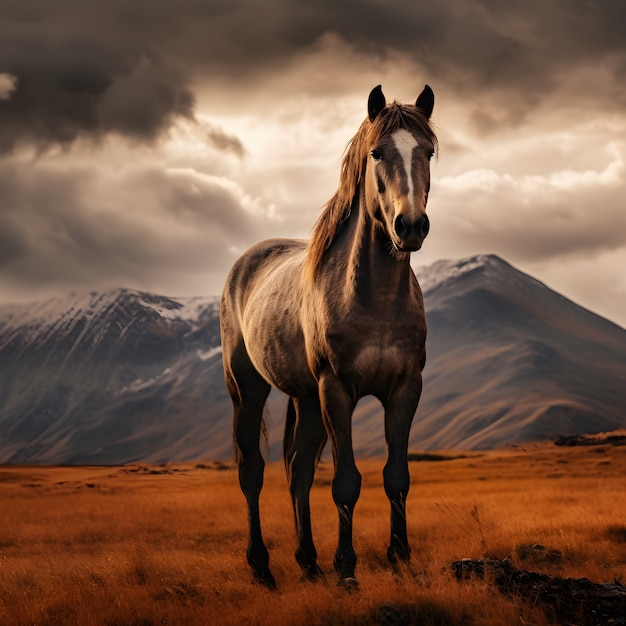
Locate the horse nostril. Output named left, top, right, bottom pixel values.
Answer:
left=418, top=214, right=430, bottom=238
left=395, top=214, right=429, bottom=244
left=394, top=215, right=409, bottom=239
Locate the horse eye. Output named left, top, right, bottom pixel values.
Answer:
left=427, top=149, right=435, bottom=160
left=370, top=149, right=383, bottom=162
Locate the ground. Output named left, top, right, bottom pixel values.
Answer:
left=1, top=440, right=625, bottom=625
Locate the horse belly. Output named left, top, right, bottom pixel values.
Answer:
left=246, top=331, right=315, bottom=396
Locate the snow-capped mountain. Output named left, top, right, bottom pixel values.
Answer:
left=1, top=255, right=625, bottom=463
left=0, top=289, right=228, bottom=463
left=411, top=254, right=626, bottom=450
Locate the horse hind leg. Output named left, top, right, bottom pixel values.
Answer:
left=283, top=396, right=327, bottom=581
left=226, top=356, right=274, bottom=589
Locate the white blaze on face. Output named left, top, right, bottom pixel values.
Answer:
left=391, top=129, right=419, bottom=212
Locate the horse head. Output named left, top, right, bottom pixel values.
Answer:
left=364, top=84, right=436, bottom=252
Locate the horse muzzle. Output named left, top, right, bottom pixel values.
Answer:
left=393, top=214, right=430, bottom=251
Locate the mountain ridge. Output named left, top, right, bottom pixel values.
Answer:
left=1, top=254, right=624, bottom=463
left=407, top=255, right=626, bottom=451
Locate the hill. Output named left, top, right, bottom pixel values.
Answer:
left=411, top=255, right=626, bottom=450
left=1, top=255, right=625, bottom=463
left=0, top=290, right=229, bottom=463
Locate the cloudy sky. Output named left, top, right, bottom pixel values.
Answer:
left=1, top=0, right=625, bottom=327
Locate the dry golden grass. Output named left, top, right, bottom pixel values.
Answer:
left=1, top=443, right=625, bottom=625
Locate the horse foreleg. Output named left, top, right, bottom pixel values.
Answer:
left=383, top=381, right=422, bottom=570
left=284, top=396, right=327, bottom=580
left=229, top=369, right=274, bottom=589
left=319, top=376, right=361, bottom=586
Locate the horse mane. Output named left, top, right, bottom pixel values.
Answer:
left=304, top=102, right=438, bottom=280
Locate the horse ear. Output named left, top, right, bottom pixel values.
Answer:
left=416, top=84, right=434, bottom=119
left=368, top=85, right=386, bottom=121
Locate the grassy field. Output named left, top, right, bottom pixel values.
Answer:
left=1, top=441, right=625, bottom=625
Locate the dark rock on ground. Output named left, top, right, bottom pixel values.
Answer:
left=554, top=433, right=626, bottom=447
left=452, top=557, right=626, bottom=625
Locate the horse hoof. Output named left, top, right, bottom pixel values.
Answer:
left=300, top=565, right=325, bottom=583
left=337, top=576, right=359, bottom=591
left=253, top=568, right=277, bottom=591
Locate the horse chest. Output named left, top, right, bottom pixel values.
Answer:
left=321, top=307, right=424, bottom=392
left=352, top=343, right=404, bottom=380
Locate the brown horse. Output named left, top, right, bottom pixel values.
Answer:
left=220, top=84, right=437, bottom=589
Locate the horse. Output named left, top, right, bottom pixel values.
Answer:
left=220, top=84, right=437, bottom=589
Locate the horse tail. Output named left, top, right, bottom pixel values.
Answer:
left=282, top=396, right=296, bottom=468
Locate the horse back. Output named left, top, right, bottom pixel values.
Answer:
left=222, top=239, right=304, bottom=308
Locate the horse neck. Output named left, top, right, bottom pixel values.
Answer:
left=341, top=191, right=412, bottom=308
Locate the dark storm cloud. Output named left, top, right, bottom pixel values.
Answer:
left=149, top=0, right=626, bottom=107
left=3, top=0, right=626, bottom=152
left=0, top=2, right=216, bottom=153
left=0, top=37, right=195, bottom=152
left=200, top=123, right=245, bottom=158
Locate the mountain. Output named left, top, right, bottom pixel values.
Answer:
left=386, top=255, right=625, bottom=452
left=0, top=255, right=625, bottom=463
left=0, top=290, right=230, bottom=463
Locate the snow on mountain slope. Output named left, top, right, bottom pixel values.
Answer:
left=416, top=254, right=548, bottom=295
left=0, top=289, right=217, bottom=345
left=0, top=290, right=226, bottom=464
